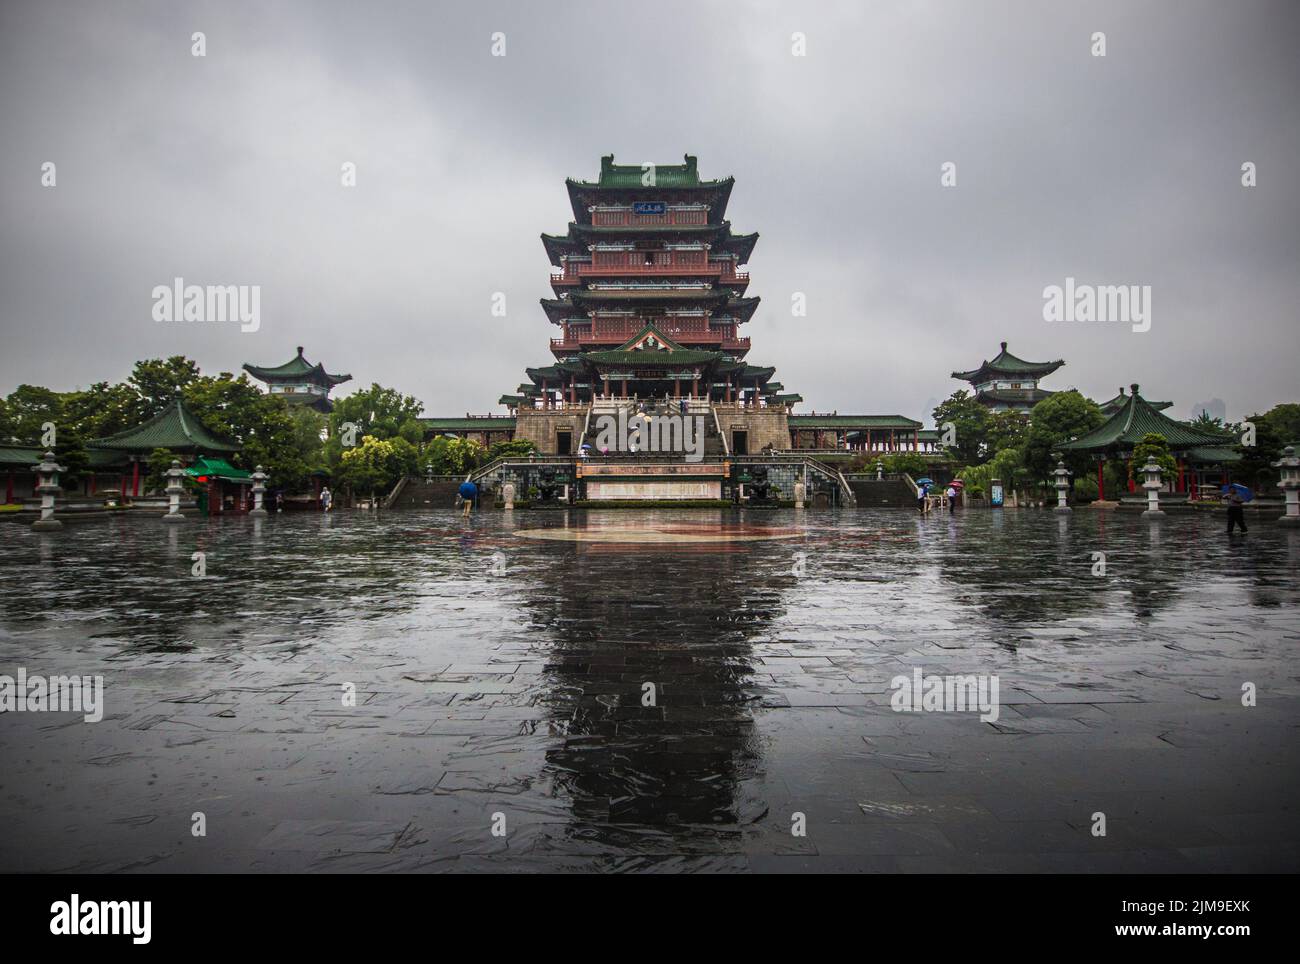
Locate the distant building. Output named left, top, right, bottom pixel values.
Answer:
left=243, top=347, right=351, bottom=413
left=951, top=342, right=1064, bottom=413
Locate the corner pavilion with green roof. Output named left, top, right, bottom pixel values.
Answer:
left=951, top=341, right=1065, bottom=412
left=87, top=398, right=241, bottom=498
left=243, top=346, right=352, bottom=413
left=1059, top=383, right=1238, bottom=500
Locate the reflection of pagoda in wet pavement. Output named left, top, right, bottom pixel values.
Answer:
left=519, top=526, right=787, bottom=844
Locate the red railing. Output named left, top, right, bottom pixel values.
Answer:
left=550, top=263, right=749, bottom=283
left=550, top=334, right=750, bottom=352
left=591, top=210, right=709, bottom=227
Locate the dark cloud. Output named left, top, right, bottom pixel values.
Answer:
left=2, top=0, right=1297, bottom=422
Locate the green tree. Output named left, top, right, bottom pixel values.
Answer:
left=1262, top=403, right=1300, bottom=446
left=1189, top=410, right=1225, bottom=433
left=336, top=435, right=412, bottom=500
left=932, top=391, right=990, bottom=465
left=183, top=374, right=302, bottom=487
left=2, top=384, right=63, bottom=442
left=1129, top=433, right=1177, bottom=485
left=61, top=381, right=139, bottom=440
left=985, top=410, right=1031, bottom=455
left=129, top=357, right=202, bottom=418
left=1025, top=390, right=1105, bottom=484
left=1234, top=413, right=1285, bottom=493
left=881, top=452, right=929, bottom=477
left=329, top=384, right=424, bottom=442
left=486, top=438, right=537, bottom=462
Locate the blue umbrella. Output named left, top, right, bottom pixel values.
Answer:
left=1221, top=482, right=1254, bottom=502
left=914, top=477, right=934, bottom=486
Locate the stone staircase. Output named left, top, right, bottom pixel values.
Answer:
left=386, top=477, right=462, bottom=509
left=846, top=476, right=917, bottom=507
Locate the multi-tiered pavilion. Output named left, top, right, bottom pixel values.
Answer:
left=952, top=342, right=1065, bottom=413
left=504, top=154, right=797, bottom=414
left=243, top=347, right=352, bottom=413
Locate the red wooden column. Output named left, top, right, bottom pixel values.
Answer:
left=1177, top=459, right=1185, bottom=493
left=1097, top=459, right=1105, bottom=501
left=692, top=377, right=698, bottom=397
left=131, top=458, right=140, bottom=496
left=673, top=379, right=680, bottom=398
left=5, top=472, right=12, bottom=504
left=602, top=375, right=609, bottom=397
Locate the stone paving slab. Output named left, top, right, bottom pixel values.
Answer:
left=1, top=508, right=1297, bottom=872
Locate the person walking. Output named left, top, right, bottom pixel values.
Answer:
left=458, top=477, right=478, bottom=518
left=320, top=486, right=332, bottom=513
left=917, top=482, right=929, bottom=513
left=946, top=484, right=958, bottom=513
left=1225, top=485, right=1248, bottom=534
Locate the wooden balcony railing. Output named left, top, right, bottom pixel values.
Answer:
left=550, top=263, right=749, bottom=283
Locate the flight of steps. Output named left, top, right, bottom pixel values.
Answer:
left=847, top=477, right=917, bottom=507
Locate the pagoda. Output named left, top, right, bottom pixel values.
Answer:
left=1059, top=383, right=1237, bottom=499
left=951, top=342, right=1064, bottom=413
left=243, top=347, right=351, bottom=412
left=504, top=154, right=798, bottom=417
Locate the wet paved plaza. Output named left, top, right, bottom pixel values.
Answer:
left=1, top=507, right=1297, bottom=873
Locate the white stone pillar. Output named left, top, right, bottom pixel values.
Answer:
left=1052, top=460, right=1072, bottom=514
left=1141, top=456, right=1165, bottom=518
left=249, top=465, right=269, bottom=517
left=31, top=452, right=66, bottom=530
left=162, top=459, right=189, bottom=523
left=1273, top=445, right=1300, bottom=526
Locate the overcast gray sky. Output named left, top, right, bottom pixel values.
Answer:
left=2, top=0, right=1297, bottom=424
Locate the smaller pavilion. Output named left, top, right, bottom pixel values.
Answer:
left=243, top=347, right=352, bottom=412
left=88, top=399, right=241, bottom=498
left=1098, top=385, right=1172, bottom=417
left=1059, top=384, right=1237, bottom=500
left=952, top=342, right=1065, bottom=412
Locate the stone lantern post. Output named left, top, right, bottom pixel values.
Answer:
left=875, top=460, right=884, bottom=481
left=425, top=461, right=434, bottom=484
left=1273, top=445, right=1300, bottom=527
left=1052, top=460, right=1072, bottom=513
left=31, top=451, right=66, bottom=530
left=502, top=480, right=516, bottom=510
left=793, top=479, right=806, bottom=509
left=161, top=459, right=189, bottom=523
left=1140, top=456, right=1165, bottom=518
left=249, top=465, right=269, bottom=517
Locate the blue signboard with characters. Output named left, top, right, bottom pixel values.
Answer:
left=633, top=201, right=666, bottom=215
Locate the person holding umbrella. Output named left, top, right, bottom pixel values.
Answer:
left=915, top=477, right=934, bottom=514
left=458, top=476, right=478, bottom=519
left=945, top=482, right=959, bottom=513
left=1223, top=481, right=1251, bottom=534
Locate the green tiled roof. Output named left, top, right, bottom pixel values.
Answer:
left=789, top=415, right=923, bottom=429
left=1098, top=387, right=1172, bottom=414
left=185, top=456, right=250, bottom=482
left=0, top=444, right=43, bottom=467
left=953, top=342, right=1065, bottom=382
left=90, top=400, right=240, bottom=454
left=584, top=348, right=721, bottom=366
left=243, top=347, right=351, bottom=387
left=565, top=155, right=736, bottom=222
left=571, top=154, right=731, bottom=191
left=419, top=417, right=517, bottom=432
left=1059, top=385, right=1235, bottom=452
